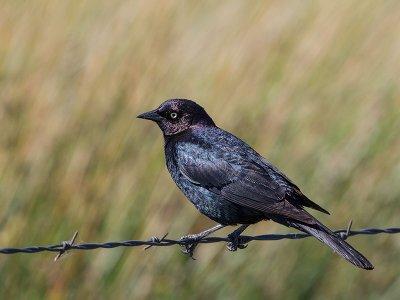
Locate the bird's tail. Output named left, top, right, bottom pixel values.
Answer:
left=287, top=220, right=374, bottom=270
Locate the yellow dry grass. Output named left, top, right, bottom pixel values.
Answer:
left=0, top=1, right=399, bottom=299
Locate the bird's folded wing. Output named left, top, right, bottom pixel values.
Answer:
left=182, top=158, right=317, bottom=223
left=178, top=145, right=287, bottom=207
left=177, top=143, right=324, bottom=223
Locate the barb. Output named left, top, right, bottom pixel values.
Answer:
left=54, top=231, right=78, bottom=261
left=0, top=225, right=399, bottom=258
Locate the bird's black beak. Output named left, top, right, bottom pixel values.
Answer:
left=137, top=109, right=161, bottom=122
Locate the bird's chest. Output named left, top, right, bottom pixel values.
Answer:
left=164, top=143, right=252, bottom=225
left=164, top=144, right=203, bottom=203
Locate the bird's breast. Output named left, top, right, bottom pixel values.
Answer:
left=164, top=144, right=263, bottom=225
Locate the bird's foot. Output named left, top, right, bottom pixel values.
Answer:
left=179, top=234, right=204, bottom=259
left=226, top=232, right=248, bottom=252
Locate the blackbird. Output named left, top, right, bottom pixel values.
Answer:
left=138, top=99, right=373, bottom=270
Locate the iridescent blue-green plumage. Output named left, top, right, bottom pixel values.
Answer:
left=138, top=98, right=373, bottom=270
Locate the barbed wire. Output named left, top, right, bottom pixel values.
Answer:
left=0, top=221, right=399, bottom=261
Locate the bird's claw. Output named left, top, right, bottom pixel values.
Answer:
left=226, top=234, right=248, bottom=252
left=179, top=234, right=202, bottom=259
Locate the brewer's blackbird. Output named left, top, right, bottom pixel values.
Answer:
left=138, top=99, right=373, bottom=270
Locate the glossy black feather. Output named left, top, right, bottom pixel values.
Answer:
left=173, top=126, right=323, bottom=224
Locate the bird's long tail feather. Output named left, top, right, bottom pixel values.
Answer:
left=288, top=220, right=374, bottom=270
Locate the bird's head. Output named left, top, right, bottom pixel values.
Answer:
left=137, top=99, right=215, bottom=136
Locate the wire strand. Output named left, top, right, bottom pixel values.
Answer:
left=1, top=225, right=398, bottom=259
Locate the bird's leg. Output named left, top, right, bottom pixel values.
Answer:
left=227, top=224, right=249, bottom=252
left=179, top=224, right=225, bottom=258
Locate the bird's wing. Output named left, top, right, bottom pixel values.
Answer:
left=177, top=143, right=289, bottom=206
left=176, top=141, right=326, bottom=223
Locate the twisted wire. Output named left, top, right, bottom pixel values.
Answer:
left=1, top=226, right=398, bottom=260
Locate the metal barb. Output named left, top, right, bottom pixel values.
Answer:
left=54, top=231, right=78, bottom=261
left=144, top=232, right=169, bottom=250
left=339, top=220, right=353, bottom=240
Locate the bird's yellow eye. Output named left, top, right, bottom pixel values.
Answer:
left=170, top=112, right=178, bottom=119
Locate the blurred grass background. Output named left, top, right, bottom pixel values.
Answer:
left=1, top=0, right=400, bottom=299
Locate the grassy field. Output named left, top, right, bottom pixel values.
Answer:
left=1, top=1, right=399, bottom=299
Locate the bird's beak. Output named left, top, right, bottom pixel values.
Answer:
left=137, top=109, right=161, bottom=122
